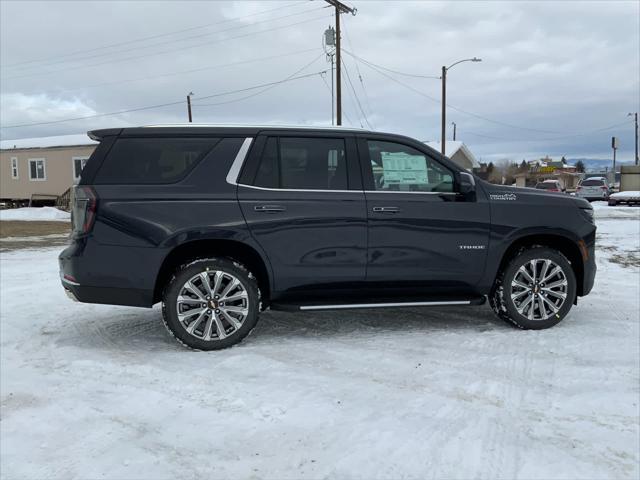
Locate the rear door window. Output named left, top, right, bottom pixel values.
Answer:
left=253, top=137, right=348, bottom=190
left=95, top=137, right=218, bottom=184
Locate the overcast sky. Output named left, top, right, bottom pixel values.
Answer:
left=1, top=0, right=638, bottom=162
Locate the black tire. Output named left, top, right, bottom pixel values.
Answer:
left=608, top=199, right=617, bottom=206
left=162, top=257, right=260, bottom=350
left=490, top=247, right=576, bottom=330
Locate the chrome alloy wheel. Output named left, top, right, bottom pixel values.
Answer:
left=175, top=270, right=249, bottom=341
left=510, top=259, right=568, bottom=321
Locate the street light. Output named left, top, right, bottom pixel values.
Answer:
left=441, top=57, right=481, bottom=156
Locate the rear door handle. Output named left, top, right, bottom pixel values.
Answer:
left=372, top=206, right=400, bottom=214
left=254, top=205, right=286, bottom=213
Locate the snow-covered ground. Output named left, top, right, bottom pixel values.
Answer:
left=0, top=207, right=70, bottom=222
left=1, top=206, right=638, bottom=479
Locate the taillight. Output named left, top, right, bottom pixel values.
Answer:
left=72, top=186, right=97, bottom=235
left=577, top=186, right=582, bottom=191
left=601, top=186, right=608, bottom=190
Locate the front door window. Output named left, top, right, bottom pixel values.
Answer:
left=367, top=140, right=453, bottom=193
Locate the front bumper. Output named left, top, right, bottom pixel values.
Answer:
left=581, top=241, right=597, bottom=296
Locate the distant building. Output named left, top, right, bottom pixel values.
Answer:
left=1, top=134, right=97, bottom=205
left=515, top=156, right=583, bottom=190
left=424, top=141, right=480, bottom=171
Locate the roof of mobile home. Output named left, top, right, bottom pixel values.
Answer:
left=0, top=134, right=97, bottom=151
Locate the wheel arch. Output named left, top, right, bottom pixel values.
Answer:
left=153, top=238, right=272, bottom=305
left=494, top=232, right=586, bottom=296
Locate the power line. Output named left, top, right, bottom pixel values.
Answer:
left=344, top=50, right=440, bottom=79
left=3, top=5, right=326, bottom=75
left=464, top=120, right=634, bottom=142
left=193, top=54, right=326, bottom=106
left=2, top=13, right=332, bottom=81
left=1, top=66, right=328, bottom=129
left=39, top=48, right=319, bottom=95
left=2, top=1, right=311, bottom=69
left=340, top=60, right=364, bottom=127
left=342, top=22, right=375, bottom=129
left=353, top=55, right=440, bottom=102
left=341, top=58, right=371, bottom=129
left=195, top=71, right=326, bottom=108
left=354, top=56, right=574, bottom=136
left=319, top=71, right=355, bottom=126
left=349, top=54, right=634, bottom=142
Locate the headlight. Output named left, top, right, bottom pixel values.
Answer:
left=580, top=207, right=594, bottom=223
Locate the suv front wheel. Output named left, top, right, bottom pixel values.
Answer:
left=162, top=258, right=260, bottom=350
left=490, top=247, right=576, bottom=329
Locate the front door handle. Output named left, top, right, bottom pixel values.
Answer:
left=372, top=206, right=400, bottom=214
left=254, top=205, right=286, bottom=213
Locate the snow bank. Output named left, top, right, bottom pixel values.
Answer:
left=0, top=207, right=70, bottom=222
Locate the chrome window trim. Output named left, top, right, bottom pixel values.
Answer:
left=364, top=190, right=458, bottom=195
left=233, top=186, right=457, bottom=195
left=237, top=183, right=359, bottom=194
left=225, top=137, right=254, bottom=185
left=226, top=135, right=458, bottom=195
left=300, top=300, right=471, bottom=311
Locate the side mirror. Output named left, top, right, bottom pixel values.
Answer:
left=458, top=171, right=476, bottom=194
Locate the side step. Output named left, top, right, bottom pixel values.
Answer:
left=271, top=297, right=486, bottom=312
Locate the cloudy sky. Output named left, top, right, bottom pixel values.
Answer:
left=1, top=0, right=638, bottom=162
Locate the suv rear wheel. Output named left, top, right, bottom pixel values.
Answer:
left=490, top=247, right=576, bottom=329
left=162, top=258, right=260, bottom=350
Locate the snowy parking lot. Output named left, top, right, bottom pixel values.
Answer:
left=1, top=204, right=639, bottom=479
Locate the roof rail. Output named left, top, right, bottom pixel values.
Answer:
left=140, top=123, right=370, bottom=132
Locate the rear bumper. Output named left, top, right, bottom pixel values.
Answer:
left=60, top=280, right=151, bottom=307
left=58, top=238, right=161, bottom=308
left=575, top=192, right=609, bottom=201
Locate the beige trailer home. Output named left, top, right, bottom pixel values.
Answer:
left=1, top=134, right=97, bottom=206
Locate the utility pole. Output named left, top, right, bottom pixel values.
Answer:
left=611, top=136, right=618, bottom=185
left=441, top=65, right=446, bottom=154
left=452, top=121, right=457, bottom=141
left=324, top=26, right=336, bottom=125
left=187, top=92, right=193, bottom=123
left=629, top=112, right=639, bottom=165
left=324, top=0, right=356, bottom=126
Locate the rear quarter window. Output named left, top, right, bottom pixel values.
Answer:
left=94, top=137, right=219, bottom=184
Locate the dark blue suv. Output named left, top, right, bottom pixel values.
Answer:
left=60, top=125, right=596, bottom=350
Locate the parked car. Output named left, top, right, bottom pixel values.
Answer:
left=576, top=177, right=610, bottom=201
left=535, top=180, right=565, bottom=193
left=59, top=125, right=597, bottom=350
left=608, top=190, right=640, bottom=206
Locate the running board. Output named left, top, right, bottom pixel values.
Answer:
left=271, top=297, right=485, bottom=312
